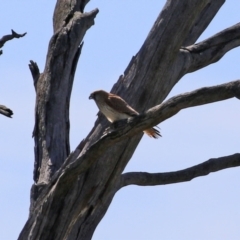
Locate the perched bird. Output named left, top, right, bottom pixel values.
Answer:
left=89, top=90, right=161, bottom=138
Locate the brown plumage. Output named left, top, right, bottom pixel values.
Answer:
left=89, top=90, right=161, bottom=138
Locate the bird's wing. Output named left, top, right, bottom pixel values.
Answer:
left=107, top=94, right=139, bottom=117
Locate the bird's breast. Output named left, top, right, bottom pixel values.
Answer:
left=97, top=102, right=129, bottom=123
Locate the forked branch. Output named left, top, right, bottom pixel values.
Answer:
left=68, top=80, right=240, bottom=176
left=42, top=79, right=240, bottom=198
left=182, top=23, right=240, bottom=73
left=0, top=29, right=26, bottom=55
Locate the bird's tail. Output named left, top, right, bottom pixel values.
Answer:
left=143, top=127, right=161, bottom=139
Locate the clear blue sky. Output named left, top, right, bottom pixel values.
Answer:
left=0, top=1, right=240, bottom=240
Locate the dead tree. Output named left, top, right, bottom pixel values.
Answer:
left=18, top=0, right=240, bottom=239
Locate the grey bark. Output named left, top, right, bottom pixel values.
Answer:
left=31, top=7, right=98, bottom=184
left=19, top=0, right=240, bottom=239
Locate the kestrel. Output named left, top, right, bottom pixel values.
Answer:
left=89, top=90, right=161, bottom=138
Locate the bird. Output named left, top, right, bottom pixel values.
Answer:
left=89, top=90, right=161, bottom=138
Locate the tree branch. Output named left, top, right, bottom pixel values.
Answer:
left=0, top=30, right=26, bottom=116
left=36, top=79, right=239, bottom=205
left=181, top=23, right=240, bottom=72
left=104, top=80, right=240, bottom=139
left=79, top=0, right=226, bottom=172
left=33, top=8, right=99, bottom=184
left=29, top=79, right=240, bottom=233
left=0, top=105, right=13, bottom=118
left=119, top=153, right=240, bottom=189
left=0, top=29, right=26, bottom=55
left=28, top=60, right=40, bottom=91
left=119, top=153, right=240, bottom=188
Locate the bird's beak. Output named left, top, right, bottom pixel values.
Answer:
left=89, top=94, right=93, bottom=100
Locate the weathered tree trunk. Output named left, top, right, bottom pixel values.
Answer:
left=19, top=0, right=240, bottom=239
left=30, top=2, right=98, bottom=185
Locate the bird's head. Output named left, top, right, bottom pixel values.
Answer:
left=89, top=90, right=108, bottom=101
left=89, top=92, right=96, bottom=100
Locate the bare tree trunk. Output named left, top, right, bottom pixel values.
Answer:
left=19, top=0, right=240, bottom=239
left=29, top=2, right=98, bottom=186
